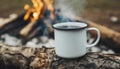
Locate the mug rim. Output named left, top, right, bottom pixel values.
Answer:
left=53, top=22, right=88, bottom=31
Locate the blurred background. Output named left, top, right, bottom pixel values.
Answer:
left=0, top=0, right=120, bottom=31
left=0, top=1, right=119, bottom=69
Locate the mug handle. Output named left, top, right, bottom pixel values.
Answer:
left=86, top=28, right=100, bottom=47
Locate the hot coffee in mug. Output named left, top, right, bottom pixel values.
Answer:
left=53, top=22, right=100, bottom=58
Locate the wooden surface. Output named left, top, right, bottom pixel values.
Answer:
left=0, top=43, right=120, bottom=69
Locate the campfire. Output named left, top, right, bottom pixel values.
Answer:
left=0, top=0, right=56, bottom=39
left=21, top=0, right=55, bottom=37
left=0, top=0, right=73, bottom=47
left=0, top=0, right=120, bottom=54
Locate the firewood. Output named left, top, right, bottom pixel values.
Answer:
left=0, top=43, right=120, bottom=69
left=0, top=18, right=12, bottom=29
left=86, top=20, right=120, bottom=52
left=0, top=14, right=18, bottom=29
left=20, top=20, right=37, bottom=37
left=28, top=27, right=41, bottom=38
left=0, top=14, right=26, bottom=35
left=44, top=19, right=54, bottom=33
left=86, top=20, right=120, bottom=44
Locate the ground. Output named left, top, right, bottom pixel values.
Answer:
left=0, top=0, right=120, bottom=32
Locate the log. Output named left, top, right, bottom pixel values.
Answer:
left=0, top=14, right=18, bottom=29
left=0, top=43, right=54, bottom=69
left=0, top=43, right=120, bottom=69
left=86, top=20, right=120, bottom=44
left=20, top=20, right=37, bottom=37
left=0, top=18, right=15, bottom=29
left=0, top=13, right=28, bottom=35
left=86, top=20, right=120, bottom=53
left=28, top=27, right=41, bottom=38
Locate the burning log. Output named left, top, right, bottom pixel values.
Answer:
left=28, top=26, right=41, bottom=38
left=0, top=43, right=120, bottom=69
left=19, top=0, right=54, bottom=37
left=20, top=0, right=44, bottom=37
left=20, top=21, right=37, bottom=37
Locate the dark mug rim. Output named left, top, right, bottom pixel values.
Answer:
left=52, top=22, right=88, bottom=31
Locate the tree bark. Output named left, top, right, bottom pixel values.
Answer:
left=0, top=43, right=120, bottom=69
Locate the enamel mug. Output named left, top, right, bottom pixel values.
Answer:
left=53, top=22, right=100, bottom=58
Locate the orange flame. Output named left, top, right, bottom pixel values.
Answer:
left=24, top=0, right=54, bottom=22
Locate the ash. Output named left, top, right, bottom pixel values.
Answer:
left=0, top=34, right=22, bottom=46
left=0, top=34, right=55, bottom=48
left=0, top=13, right=115, bottom=54
left=0, top=33, right=115, bottom=54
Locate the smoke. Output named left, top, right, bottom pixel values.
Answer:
left=54, top=0, right=87, bottom=18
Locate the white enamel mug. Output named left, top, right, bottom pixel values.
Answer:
left=53, top=22, right=100, bottom=58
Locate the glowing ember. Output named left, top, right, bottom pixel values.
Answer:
left=33, top=12, right=39, bottom=20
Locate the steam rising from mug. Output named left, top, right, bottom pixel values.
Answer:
left=54, top=0, right=87, bottom=18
